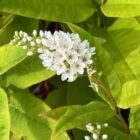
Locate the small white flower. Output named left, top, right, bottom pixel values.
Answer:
left=92, top=133, right=98, bottom=140
left=39, top=49, right=52, bottom=59
left=71, top=61, right=85, bottom=75
left=86, top=123, right=94, bottom=132
left=81, top=54, right=93, bottom=65
left=51, top=63, right=66, bottom=75
left=103, top=123, right=108, bottom=127
left=23, top=32, right=28, bottom=37
left=102, top=134, right=108, bottom=139
left=61, top=73, right=68, bottom=81
left=37, top=48, right=44, bottom=53
left=70, top=33, right=81, bottom=43
left=27, top=36, right=32, bottom=41
left=84, top=136, right=90, bottom=140
left=61, top=69, right=77, bottom=82
left=39, top=50, right=54, bottom=68
left=74, top=41, right=88, bottom=55
left=23, top=45, right=28, bottom=49
left=39, top=30, right=44, bottom=37
left=66, top=51, right=78, bottom=64
left=42, top=60, right=52, bottom=67
left=11, top=39, right=16, bottom=43
left=22, top=37, right=27, bottom=42
left=36, top=38, right=42, bottom=44
left=14, top=31, right=18, bottom=36
left=27, top=51, right=33, bottom=56
left=42, top=38, right=48, bottom=47
left=86, top=123, right=92, bottom=126
left=97, top=124, right=102, bottom=129
left=19, top=31, right=24, bottom=37
left=46, top=31, right=53, bottom=40
left=33, top=30, right=37, bottom=36
left=30, top=41, right=36, bottom=46
left=87, top=68, right=96, bottom=76
left=59, top=37, right=73, bottom=51
left=89, top=47, right=96, bottom=54
left=67, top=73, right=77, bottom=82
left=53, top=51, right=66, bottom=63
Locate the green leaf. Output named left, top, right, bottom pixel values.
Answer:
left=117, top=80, right=140, bottom=108
left=103, top=119, right=127, bottom=139
left=67, top=18, right=140, bottom=109
left=0, top=16, right=39, bottom=46
left=0, top=88, right=10, bottom=140
left=101, top=0, right=140, bottom=18
left=45, top=76, right=68, bottom=108
left=1, top=54, right=55, bottom=89
left=99, top=18, right=140, bottom=106
left=0, top=0, right=95, bottom=23
left=67, top=23, right=115, bottom=110
left=114, top=133, right=130, bottom=140
left=71, top=129, right=89, bottom=140
left=10, top=90, right=70, bottom=140
left=46, top=76, right=101, bottom=108
left=52, top=101, right=114, bottom=140
left=130, top=105, right=140, bottom=131
left=43, top=107, right=126, bottom=139
left=66, top=76, right=101, bottom=105
left=0, top=45, right=26, bottom=75
left=0, top=14, right=14, bottom=31
left=43, top=106, right=70, bottom=120
left=114, top=133, right=139, bottom=140
left=0, top=16, right=38, bottom=75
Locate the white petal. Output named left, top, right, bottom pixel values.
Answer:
left=30, top=41, right=36, bottom=46
left=37, top=48, right=44, bottom=53
left=39, top=30, right=44, bottom=37
left=90, top=47, right=96, bottom=53
left=27, top=51, right=33, bottom=56
left=67, top=74, right=77, bottom=82
left=97, top=124, right=101, bottom=129
left=36, top=38, right=42, bottom=44
left=102, top=134, right=108, bottom=139
left=27, top=36, right=32, bottom=41
left=19, top=31, right=24, bottom=37
left=22, top=37, right=27, bottom=42
left=42, top=38, right=48, bottom=46
left=78, top=68, right=84, bottom=74
left=103, top=123, right=108, bottom=127
left=84, top=136, right=90, bottom=140
left=23, top=45, right=28, bottom=49
left=61, top=73, right=68, bottom=81
left=33, top=30, right=37, bottom=36
left=92, top=133, right=98, bottom=140
left=14, top=31, right=18, bottom=36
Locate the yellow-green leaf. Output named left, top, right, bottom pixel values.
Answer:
left=0, top=88, right=10, bottom=140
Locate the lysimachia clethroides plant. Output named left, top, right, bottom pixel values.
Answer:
left=0, top=0, right=140, bottom=140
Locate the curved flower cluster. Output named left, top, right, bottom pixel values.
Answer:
left=10, top=30, right=95, bottom=82
left=85, top=123, right=108, bottom=140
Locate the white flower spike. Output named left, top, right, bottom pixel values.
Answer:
left=85, top=122, right=109, bottom=140
left=10, top=30, right=96, bottom=82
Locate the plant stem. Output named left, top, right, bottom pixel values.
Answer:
left=89, top=76, right=130, bottom=133
left=117, top=108, right=130, bottom=133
